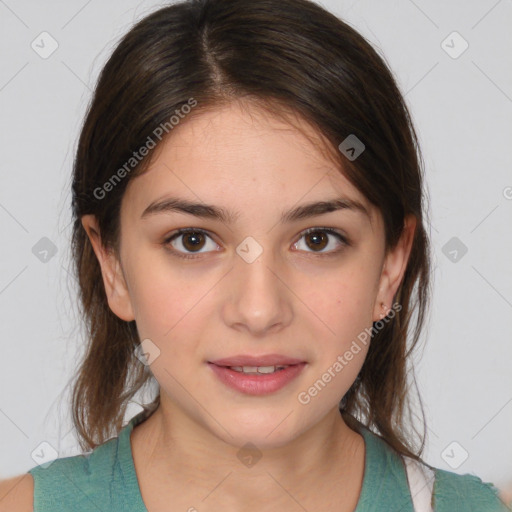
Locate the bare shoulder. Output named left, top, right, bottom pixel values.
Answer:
left=0, top=474, right=34, bottom=512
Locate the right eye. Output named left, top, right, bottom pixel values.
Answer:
left=163, top=228, right=221, bottom=259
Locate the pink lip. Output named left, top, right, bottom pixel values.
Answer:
left=209, top=354, right=306, bottom=367
left=208, top=362, right=307, bottom=395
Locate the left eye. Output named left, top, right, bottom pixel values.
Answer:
left=293, top=227, right=348, bottom=255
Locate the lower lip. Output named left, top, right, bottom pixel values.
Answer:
left=208, top=362, right=306, bottom=395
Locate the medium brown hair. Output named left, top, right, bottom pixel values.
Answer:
left=69, top=0, right=433, bottom=462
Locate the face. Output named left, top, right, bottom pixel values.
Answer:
left=83, top=100, right=415, bottom=449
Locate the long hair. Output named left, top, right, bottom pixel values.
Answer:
left=69, top=0, right=433, bottom=462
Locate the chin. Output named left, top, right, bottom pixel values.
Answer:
left=212, top=414, right=304, bottom=450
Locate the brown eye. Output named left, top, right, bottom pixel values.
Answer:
left=294, top=227, right=348, bottom=255
left=164, top=228, right=219, bottom=259
left=181, top=231, right=206, bottom=252
left=304, top=231, right=329, bottom=251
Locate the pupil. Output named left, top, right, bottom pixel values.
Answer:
left=183, top=232, right=204, bottom=251
left=307, top=231, right=327, bottom=251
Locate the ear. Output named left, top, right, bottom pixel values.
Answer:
left=372, top=214, right=417, bottom=322
left=81, top=214, right=135, bottom=322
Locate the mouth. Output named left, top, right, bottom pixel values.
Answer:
left=217, top=364, right=293, bottom=375
left=207, top=357, right=307, bottom=395
left=208, top=354, right=306, bottom=367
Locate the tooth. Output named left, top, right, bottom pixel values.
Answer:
left=227, top=365, right=290, bottom=374
left=256, top=366, right=276, bottom=374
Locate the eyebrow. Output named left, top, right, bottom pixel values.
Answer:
left=140, top=196, right=370, bottom=224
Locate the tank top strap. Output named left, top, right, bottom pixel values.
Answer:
left=353, top=424, right=416, bottom=512
left=28, top=410, right=149, bottom=511
left=432, top=467, right=509, bottom=511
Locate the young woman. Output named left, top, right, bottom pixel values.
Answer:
left=1, top=0, right=509, bottom=510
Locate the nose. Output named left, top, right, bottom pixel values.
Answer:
left=221, top=250, right=293, bottom=337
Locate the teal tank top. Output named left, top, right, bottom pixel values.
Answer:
left=27, top=410, right=508, bottom=511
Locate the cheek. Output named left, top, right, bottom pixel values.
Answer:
left=297, top=276, right=374, bottom=404
left=126, top=258, right=220, bottom=404
left=303, top=262, right=379, bottom=339
left=294, top=262, right=378, bottom=398
left=127, top=255, right=216, bottom=353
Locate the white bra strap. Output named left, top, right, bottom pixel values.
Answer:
left=403, top=456, right=436, bottom=512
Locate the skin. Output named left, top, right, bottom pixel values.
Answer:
left=82, top=99, right=416, bottom=512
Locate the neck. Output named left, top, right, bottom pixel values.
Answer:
left=131, top=398, right=365, bottom=510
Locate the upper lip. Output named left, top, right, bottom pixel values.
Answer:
left=209, top=354, right=305, bottom=367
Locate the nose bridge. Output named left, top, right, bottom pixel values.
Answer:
left=224, top=236, right=292, bottom=334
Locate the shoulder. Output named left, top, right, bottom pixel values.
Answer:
left=28, top=433, right=119, bottom=478
left=24, top=436, right=121, bottom=510
left=0, top=474, right=34, bottom=512
left=0, top=443, right=115, bottom=512
left=433, top=468, right=510, bottom=511
left=27, top=437, right=116, bottom=476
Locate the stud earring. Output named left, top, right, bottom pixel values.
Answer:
left=380, top=302, right=388, bottom=319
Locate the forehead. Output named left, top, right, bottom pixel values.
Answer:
left=121, top=101, right=377, bottom=226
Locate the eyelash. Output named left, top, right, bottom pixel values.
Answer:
left=162, top=227, right=350, bottom=260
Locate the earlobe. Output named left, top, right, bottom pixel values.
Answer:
left=81, top=214, right=136, bottom=322
left=373, top=214, right=417, bottom=322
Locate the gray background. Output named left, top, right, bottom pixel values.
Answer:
left=1, top=0, right=511, bottom=491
